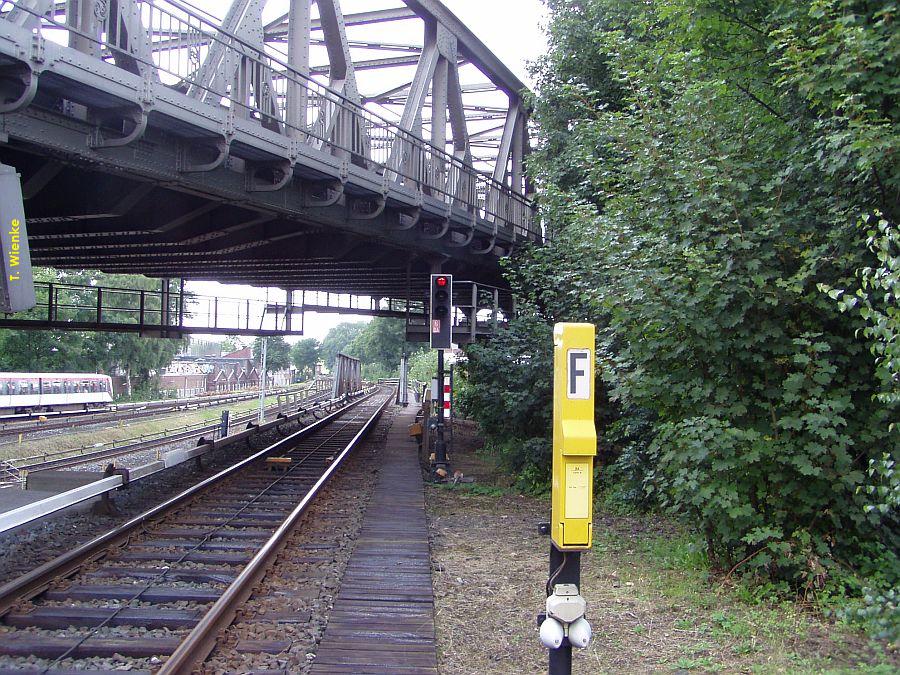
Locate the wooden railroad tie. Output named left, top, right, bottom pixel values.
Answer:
left=265, top=456, right=292, bottom=472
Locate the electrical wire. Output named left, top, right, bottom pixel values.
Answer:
left=546, top=551, right=568, bottom=597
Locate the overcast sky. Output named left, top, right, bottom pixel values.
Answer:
left=441, top=0, right=547, bottom=86
left=185, top=0, right=548, bottom=343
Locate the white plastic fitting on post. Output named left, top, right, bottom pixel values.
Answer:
left=539, top=616, right=565, bottom=649
left=567, top=616, right=592, bottom=649
left=546, top=583, right=586, bottom=624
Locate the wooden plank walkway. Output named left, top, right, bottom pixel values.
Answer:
left=311, top=405, right=437, bottom=674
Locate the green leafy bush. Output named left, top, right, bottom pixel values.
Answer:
left=458, top=0, right=900, bottom=600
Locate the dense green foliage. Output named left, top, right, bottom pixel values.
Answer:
left=346, top=318, right=408, bottom=379
left=290, top=338, right=320, bottom=379
left=0, top=269, right=183, bottom=396
left=407, top=349, right=438, bottom=387
left=252, top=336, right=291, bottom=374
left=319, top=322, right=367, bottom=369
left=320, top=319, right=421, bottom=380
left=461, top=0, right=898, bottom=597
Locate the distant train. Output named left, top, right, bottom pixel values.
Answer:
left=0, top=372, right=114, bottom=415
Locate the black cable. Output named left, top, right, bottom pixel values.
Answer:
left=546, top=552, right=568, bottom=597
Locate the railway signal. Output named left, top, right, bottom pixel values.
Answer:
left=429, top=274, right=453, bottom=349
left=539, top=323, right=596, bottom=674
left=429, top=274, right=453, bottom=477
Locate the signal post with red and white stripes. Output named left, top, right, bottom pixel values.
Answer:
left=430, top=274, right=453, bottom=478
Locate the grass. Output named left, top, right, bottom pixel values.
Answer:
left=0, top=393, right=288, bottom=462
left=590, top=518, right=897, bottom=672
left=425, top=425, right=897, bottom=672
left=434, top=482, right=511, bottom=497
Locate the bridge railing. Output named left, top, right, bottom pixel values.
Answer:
left=0, top=0, right=539, bottom=244
left=1, top=280, right=306, bottom=336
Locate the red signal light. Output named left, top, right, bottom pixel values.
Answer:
left=436, top=276, right=448, bottom=287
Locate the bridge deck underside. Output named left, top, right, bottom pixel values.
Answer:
left=1, top=136, right=501, bottom=303
left=0, top=0, right=538, bottom=308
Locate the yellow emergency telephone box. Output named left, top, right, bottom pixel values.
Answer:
left=551, top=323, right=597, bottom=550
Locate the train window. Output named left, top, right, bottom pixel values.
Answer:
left=52, top=381, right=61, bottom=394
left=0, top=381, right=7, bottom=395
left=20, top=381, right=29, bottom=394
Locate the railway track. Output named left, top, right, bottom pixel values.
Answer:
left=0, top=384, right=319, bottom=438
left=0, top=388, right=390, bottom=673
left=2, top=390, right=334, bottom=483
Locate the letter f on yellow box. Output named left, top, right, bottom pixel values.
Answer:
left=551, top=323, right=597, bottom=551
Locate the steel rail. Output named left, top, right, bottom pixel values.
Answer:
left=8, top=391, right=332, bottom=479
left=0, top=384, right=313, bottom=436
left=0, top=389, right=381, bottom=617
left=158, top=391, right=391, bottom=674
left=0, top=389, right=372, bottom=533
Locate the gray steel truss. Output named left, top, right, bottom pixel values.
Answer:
left=0, top=0, right=537, bottom=312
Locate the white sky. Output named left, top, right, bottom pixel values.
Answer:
left=179, top=1, right=548, bottom=343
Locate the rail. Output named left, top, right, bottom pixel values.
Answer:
left=0, top=382, right=316, bottom=435
left=0, top=386, right=376, bottom=534
left=159, top=390, right=391, bottom=674
left=0, top=388, right=332, bottom=484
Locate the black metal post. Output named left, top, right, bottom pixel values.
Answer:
left=548, top=544, right=581, bottom=675
left=219, top=410, right=230, bottom=439
left=434, top=348, right=447, bottom=471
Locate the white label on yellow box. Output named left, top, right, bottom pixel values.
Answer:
left=567, top=349, right=591, bottom=399
left=564, top=462, right=590, bottom=520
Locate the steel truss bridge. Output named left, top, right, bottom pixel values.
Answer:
left=0, top=0, right=537, bottom=335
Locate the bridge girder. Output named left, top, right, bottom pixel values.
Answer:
left=0, top=0, right=538, bottom=305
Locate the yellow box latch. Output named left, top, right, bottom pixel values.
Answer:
left=551, top=323, right=597, bottom=550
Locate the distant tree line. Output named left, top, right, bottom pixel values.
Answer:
left=307, top=318, right=425, bottom=381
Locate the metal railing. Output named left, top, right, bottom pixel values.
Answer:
left=0, top=0, right=540, bottom=242
left=2, top=281, right=304, bottom=335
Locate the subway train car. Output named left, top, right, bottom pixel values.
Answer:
left=0, top=373, right=114, bottom=415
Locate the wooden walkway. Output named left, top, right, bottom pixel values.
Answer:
left=311, top=405, right=437, bottom=674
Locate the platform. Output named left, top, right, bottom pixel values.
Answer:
left=311, top=405, right=437, bottom=674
